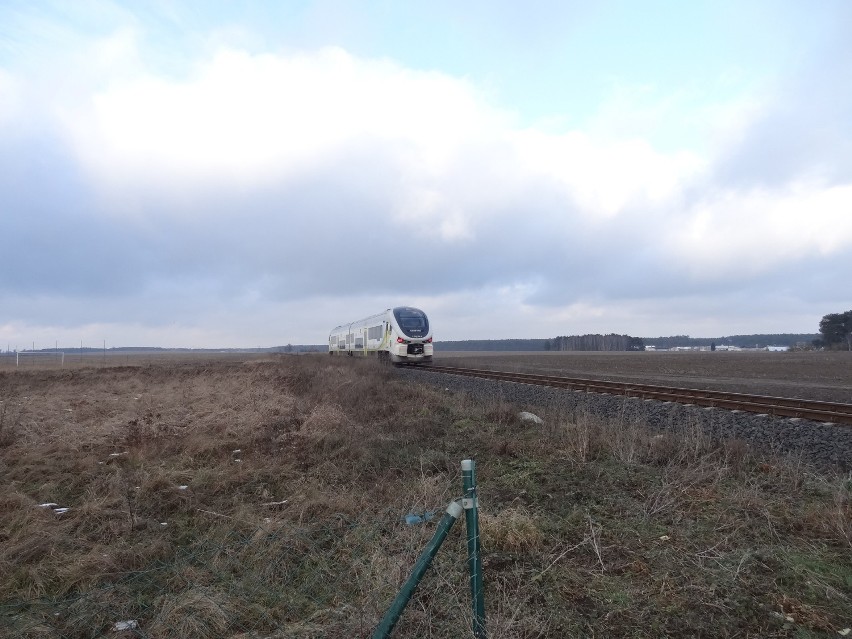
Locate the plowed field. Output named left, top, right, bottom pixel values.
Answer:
left=435, top=350, right=852, bottom=403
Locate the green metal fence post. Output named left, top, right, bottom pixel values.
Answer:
left=462, top=458, right=486, bottom=638
left=372, top=500, right=464, bottom=639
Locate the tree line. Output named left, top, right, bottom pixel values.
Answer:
left=816, top=310, right=852, bottom=350
left=544, top=334, right=645, bottom=351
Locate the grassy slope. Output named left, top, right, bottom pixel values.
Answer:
left=0, top=355, right=850, bottom=638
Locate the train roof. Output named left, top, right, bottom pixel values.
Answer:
left=329, top=307, right=429, bottom=334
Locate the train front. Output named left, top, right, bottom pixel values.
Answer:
left=389, top=306, right=433, bottom=364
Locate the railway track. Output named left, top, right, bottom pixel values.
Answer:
left=422, top=364, right=852, bottom=426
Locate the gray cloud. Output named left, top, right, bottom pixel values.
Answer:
left=0, top=136, right=152, bottom=296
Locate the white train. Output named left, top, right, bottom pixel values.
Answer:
left=329, top=307, right=433, bottom=364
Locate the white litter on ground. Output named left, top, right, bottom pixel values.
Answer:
left=36, top=503, right=70, bottom=515
left=518, top=411, right=544, bottom=425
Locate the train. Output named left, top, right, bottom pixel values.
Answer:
left=329, top=306, right=433, bottom=364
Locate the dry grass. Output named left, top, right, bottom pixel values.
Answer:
left=481, top=507, right=544, bottom=552
left=1, top=354, right=851, bottom=638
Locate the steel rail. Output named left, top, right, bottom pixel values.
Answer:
left=422, top=364, right=852, bottom=426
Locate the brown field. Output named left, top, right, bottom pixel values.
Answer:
left=435, top=350, right=852, bottom=403
left=1, top=353, right=850, bottom=638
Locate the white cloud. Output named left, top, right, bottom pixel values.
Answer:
left=509, top=129, right=704, bottom=217
left=53, top=41, right=713, bottom=231
left=59, top=46, right=502, bottom=192
left=668, top=181, right=852, bottom=278
left=0, top=68, right=22, bottom=126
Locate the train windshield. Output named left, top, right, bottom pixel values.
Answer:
left=393, top=307, right=430, bottom=338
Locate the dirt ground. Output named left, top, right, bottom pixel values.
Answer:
left=435, top=351, right=852, bottom=403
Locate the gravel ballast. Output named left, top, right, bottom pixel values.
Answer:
left=398, top=367, right=852, bottom=472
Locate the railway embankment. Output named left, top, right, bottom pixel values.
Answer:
left=400, top=367, right=852, bottom=472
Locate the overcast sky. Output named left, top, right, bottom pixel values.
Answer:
left=2, top=1, right=850, bottom=348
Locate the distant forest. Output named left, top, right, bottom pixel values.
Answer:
left=438, top=334, right=643, bottom=352
left=437, top=333, right=819, bottom=352
left=547, top=334, right=645, bottom=351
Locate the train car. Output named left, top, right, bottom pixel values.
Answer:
left=329, top=306, right=433, bottom=364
